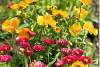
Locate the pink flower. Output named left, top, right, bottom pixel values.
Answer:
left=55, top=60, right=65, bottom=67
left=32, top=45, right=45, bottom=52
left=43, top=38, right=55, bottom=45
left=34, top=61, right=46, bottom=67
left=19, top=42, right=30, bottom=48
left=80, top=56, right=92, bottom=64
left=0, top=43, right=11, bottom=52
left=63, top=56, right=75, bottom=64
left=24, top=48, right=33, bottom=56
left=0, top=55, right=12, bottom=62
left=16, top=36, right=29, bottom=42
left=61, top=48, right=72, bottom=55
left=56, top=39, right=69, bottom=46
left=27, top=30, right=36, bottom=36
left=72, top=48, right=84, bottom=56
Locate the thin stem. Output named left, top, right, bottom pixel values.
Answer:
left=48, top=47, right=50, bottom=63
left=29, top=56, right=31, bottom=63
left=24, top=57, right=28, bottom=67
left=4, top=64, right=7, bottom=67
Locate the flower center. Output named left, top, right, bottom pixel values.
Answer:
left=76, top=65, right=80, bottom=67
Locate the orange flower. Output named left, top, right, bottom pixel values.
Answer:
left=16, top=28, right=30, bottom=38
left=2, top=17, right=20, bottom=33
left=83, top=21, right=98, bottom=36
left=37, top=14, right=57, bottom=27
left=52, top=10, right=68, bottom=18
left=69, top=22, right=82, bottom=36
left=80, top=0, right=92, bottom=5
left=11, top=3, right=20, bottom=10
left=54, top=26, right=61, bottom=33
left=74, top=7, right=88, bottom=20
left=71, top=61, right=87, bottom=67
left=23, top=0, right=38, bottom=4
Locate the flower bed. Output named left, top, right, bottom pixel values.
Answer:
left=0, top=0, right=99, bottom=67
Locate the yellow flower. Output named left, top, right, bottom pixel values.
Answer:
left=80, top=0, right=92, bottom=5
left=52, top=10, right=68, bottom=18
left=37, top=15, right=56, bottom=27
left=74, top=7, right=88, bottom=20
left=2, top=17, right=20, bottom=33
left=11, top=3, right=20, bottom=10
left=47, top=5, right=57, bottom=10
left=23, top=0, right=38, bottom=4
left=19, top=1, right=29, bottom=9
left=16, top=28, right=30, bottom=38
left=69, top=22, right=82, bottom=36
left=53, top=26, right=61, bottom=33
left=83, top=21, right=98, bottom=36
left=71, top=61, right=87, bottom=67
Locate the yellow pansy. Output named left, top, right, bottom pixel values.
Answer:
left=11, top=3, right=20, bottom=10
left=52, top=10, right=68, bottom=18
left=80, top=0, right=92, bottom=5
left=74, top=7, right=88, bottom=20
left=2, top=17, right=20, bottom=33
left=71, top=61, right=87, bottom=67
left=23, top=0, right=38, bottom=4
left=69, top=22, right=82, bottom=36
left=83, top=21, right=98, bottom=36
left=37, top=15, right=56, bottom=27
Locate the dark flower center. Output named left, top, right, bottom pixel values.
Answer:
left=76, top=65, right=80, bottom=67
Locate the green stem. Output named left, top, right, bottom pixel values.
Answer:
left=29, top=56, right=31, bottom=63
left=47, top=52, right=60, bottom=67
left=24, top=57, right=28, bottom=67
left=48, top=47, right=50, bottom=63
left=4, top=64, right=7, bottom=67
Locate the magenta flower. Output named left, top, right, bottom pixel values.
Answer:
left=43, top=38, right=55, bottom=45
left=0, top=43, right=11, bottom=52
left=32, top=45, right=45, bottom=52
left=0, top=55, right=12, bottom=62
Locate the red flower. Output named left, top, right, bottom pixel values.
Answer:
left=61, top=48, right=72, bottom=55
left=43, top=38, right=55, bottom=45
left=27, top=30, right=36, bottom=36
left=16, top=36, right=29, bottom=42
left=63, top=56, right=75, bottom=64
left=56, top=39, right=69, bottom=46
left=0, top=55, right=12, bottom=62
left=55, top=60, right=65, bottom=67
left=0, top=43, right=11, bottom=52
left=34, top=61, right=46, bottom=67
left=68, top=55, right=80, bottom=61
left=80, top=56, right=92, bottom=64
left=32, top=45, right=45, bottom=51
left=72, top=48, right=84, bottom=56
left=7, top=2, right=14, bottom=9
left=19, top=42, right=30, bottom=48
left=24, top=48, right=33, bottom=56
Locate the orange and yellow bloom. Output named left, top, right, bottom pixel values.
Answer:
left=83, top=21, right=98, bottom=36
left=37, top=14, right=57, bottom=27
left=2, top=17, right=20, bottom=33
left=74, top=7, right=88, bottom=20
left=52, top=10, right=68, bottom=18
left=69, top=22, right=82, bottom=36
left=80, top=0, right=92, bottom=5
left=71, top=61, right=87, bottom=67
left=23, top=0, right=38, bottom=4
